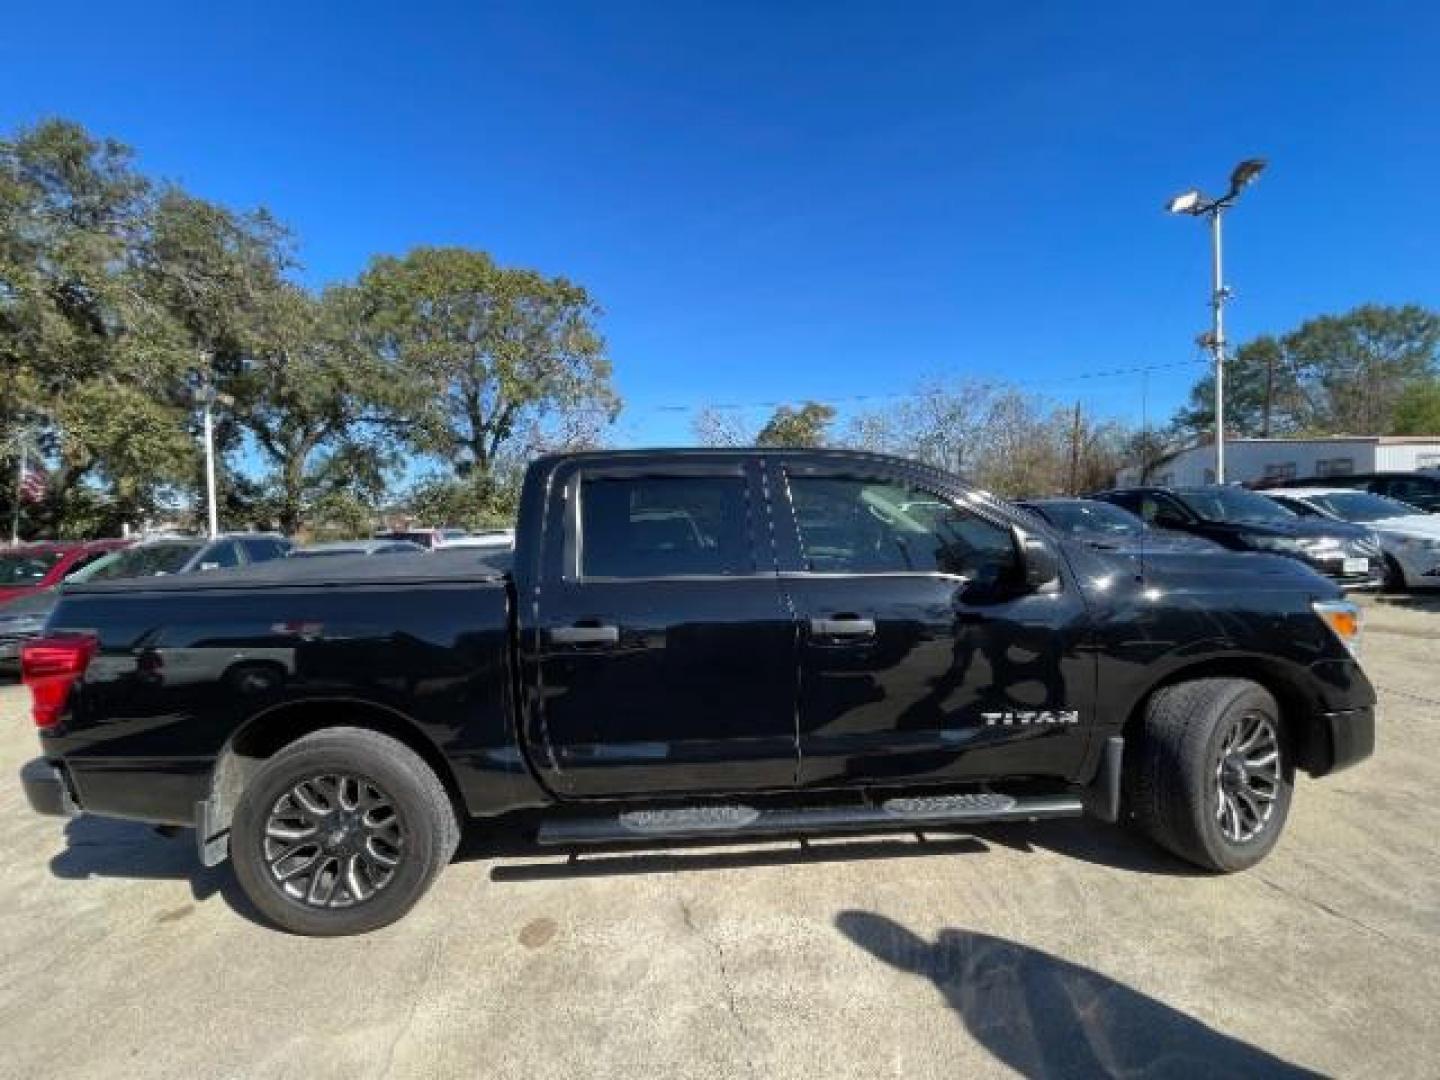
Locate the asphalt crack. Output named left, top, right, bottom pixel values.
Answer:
left=1254, top=875, right=1396, bottom=945
left=679, top=897, right=759, bottom=1077
left=377, top=934, right=443, bottom=1080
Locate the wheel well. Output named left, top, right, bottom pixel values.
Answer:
left=207, top=699, right=465, bottom=843
left=1122, top=658, right=1329, bottom=775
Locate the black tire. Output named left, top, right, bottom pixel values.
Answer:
left=1124, top=678, right=1294, bottom=873
left=1382, top=554, right=1406, bottom=593
left=231, top=727, right=459, bottom=936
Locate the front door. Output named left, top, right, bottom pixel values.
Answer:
left=529, top=458, right=799, bottom=797
left=769, top=462, right=1094, bottom=788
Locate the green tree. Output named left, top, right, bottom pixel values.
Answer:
left=356, top=247, right=619, bottom=483
left=1174, top=305, right=1440, bottom=438
left=229, top=285, right=395, bottom=534
left=1391, top=378, right=1440, bottom=435
left=0, top=119, right=197, bottom=534
left=755, top=401, right=836, bottom=447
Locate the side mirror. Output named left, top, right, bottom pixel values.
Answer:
left=1013, top=527, right=1060, bottom=591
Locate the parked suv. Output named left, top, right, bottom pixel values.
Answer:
left=1091, top=485, right=1382, bottom=588
left=1257, top=471, right=1440, bottom=513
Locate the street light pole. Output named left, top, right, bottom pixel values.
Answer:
left=1166, top=158, right=1266, bottom=485
left=202, top=386, right=219, bottom=539
left=1209, top=206, right=1226, bottom=484
left=9, top=438, right=25, bottom=546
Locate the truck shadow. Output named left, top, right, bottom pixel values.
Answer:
left=48, top=817, right=265, bottom=923
left=836, top=911, right=1322, bottom=1078
left=43, top=814, right=1200, bottom=927
left=476, top=816, right=1203, bottom=882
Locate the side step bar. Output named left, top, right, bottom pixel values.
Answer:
left=537, top=791, right=1083, bottom=846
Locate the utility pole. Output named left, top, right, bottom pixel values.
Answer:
left=1261, top=349, right=1276, bottom=438
left=1068, top=401, right=1082, bottom=495
left=1166, top=159, right=1267, bottom=484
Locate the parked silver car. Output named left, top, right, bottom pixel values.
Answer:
left=1264, top=487, right=1440, bottom=590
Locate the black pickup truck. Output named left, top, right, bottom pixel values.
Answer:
left=19, top=450, right=1375, bottom=935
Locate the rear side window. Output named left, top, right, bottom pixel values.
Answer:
left=578, top=475, right=751, bottom=578
left=238, top=536, right=287, bottom=562
left=787, top=476, right=1016, bottom=578
left=198, top=541, right=242, bottom=570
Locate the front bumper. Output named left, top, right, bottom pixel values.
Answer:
left=20, top=758, right=79, bottom=818
left=1312, top=706, right=1376, bottom=777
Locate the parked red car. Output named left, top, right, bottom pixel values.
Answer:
left=0, top=540, right=132, bottom=605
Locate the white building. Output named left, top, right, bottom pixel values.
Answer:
left=1118, top=436, right=1440, bottom=487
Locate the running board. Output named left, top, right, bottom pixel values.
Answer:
left=537, top=792, right=1083, bottom=846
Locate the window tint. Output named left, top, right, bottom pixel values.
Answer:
left=62, top=551, right=110, bottom=578
left=81, top=543, right=200, bottom=580
left=198, top=541, right=242, bottom=569
left=1137, top=494, right=1181, bottom=523
left=0, top=551, right=63, bottom=585
left=579, top=475, right=751, bottom=578
left=788, top=476, right=1016, bottom=578
left=238, top=536, right=286, bottom=562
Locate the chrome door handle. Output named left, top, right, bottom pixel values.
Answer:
left=549, top=625, right=620, bottom=646
left=810, top=617, right=877, bottom=637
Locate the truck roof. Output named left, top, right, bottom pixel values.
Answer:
left=64, top=549, right=507, bottom=595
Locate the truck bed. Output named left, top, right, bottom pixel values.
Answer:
left=65, top=548, right=511, bottom=594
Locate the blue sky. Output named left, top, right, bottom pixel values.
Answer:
left=5, top=1, right=1438, bottom=445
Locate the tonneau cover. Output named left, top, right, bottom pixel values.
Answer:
left=66, top=549, right=509, bottom=595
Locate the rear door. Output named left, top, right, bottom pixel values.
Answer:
left=769, top=459, right=1094, bottom=788
left=528, top=456, right=799, bottom=797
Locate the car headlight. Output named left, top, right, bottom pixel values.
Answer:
left=1312, top=599, right=1363, bottom=659
left=1247, top=535, right=1301, bottom=553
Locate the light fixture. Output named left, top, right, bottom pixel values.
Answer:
left=1228, top=158, right=1267, bottom=196
left=1165, top=189, right=1203, bottom=214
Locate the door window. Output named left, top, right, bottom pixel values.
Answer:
left=198, top=541, right=242, bottom=570
left=787, top=476, right=1016, bottom=578
left=238, top=536, right=287, bottom=563
left=578, top=475, right=752, bottom=578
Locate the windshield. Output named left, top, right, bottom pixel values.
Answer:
left=1175, top=487, right=1298, bottom=524
left=0, top=550, right=64, bottom=585
left=1035, top=501, right=1144, bottom=537
left=1308, top=491, right=1421, bottom=522
left=77, top=543, right=201, bottom=581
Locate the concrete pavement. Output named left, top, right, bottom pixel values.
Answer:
left=1, top=594, right=1436, bottom=1078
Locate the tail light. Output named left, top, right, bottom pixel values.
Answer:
left=20, top=635, right=98, bottom=730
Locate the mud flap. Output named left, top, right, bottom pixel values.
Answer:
left=194, top=799, right=230, bottom=867
left=1082, top=736, right=1124, bottom=823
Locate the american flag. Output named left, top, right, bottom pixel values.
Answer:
left=18, top=467, right=46, bottom=503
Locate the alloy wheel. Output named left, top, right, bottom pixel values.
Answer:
left=263, top=773, right=405, bottom=908
left=1213, top=711, right=1281, bottom=843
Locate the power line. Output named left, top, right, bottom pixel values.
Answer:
left=632, top=356, right=1210, bottom=416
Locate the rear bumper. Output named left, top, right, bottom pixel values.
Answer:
left=20, top=758, right=79, bottom=818
left=1312, top=705, right=1375, bottom=777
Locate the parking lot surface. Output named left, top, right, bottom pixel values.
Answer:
left=1, top=595, right=1437, bottom=1079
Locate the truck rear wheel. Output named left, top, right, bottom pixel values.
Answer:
left=1125, top=678, right=1293, bottom=872
left=230, top=727, right=459, bottom=936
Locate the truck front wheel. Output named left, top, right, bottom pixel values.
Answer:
left=230, top=727, right=459, bottom=936
left=1125, top=678, right=1294, bottom=872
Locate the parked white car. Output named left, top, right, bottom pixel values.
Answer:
left=1264, top=487, right=1440, bottom=590
left=437, top=529, right=515, bottom=552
